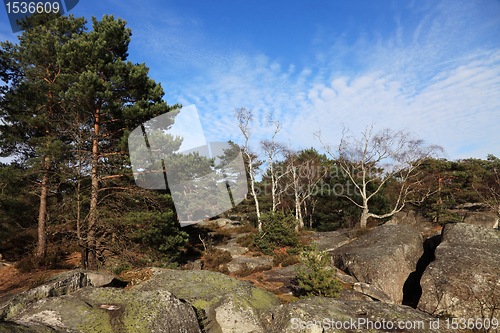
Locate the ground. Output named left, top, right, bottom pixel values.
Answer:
left=0, top=252, right=81, bottom=297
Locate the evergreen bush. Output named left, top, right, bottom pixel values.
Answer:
left=253, top=211, right=299, bottom=255
left=295, top=244, right=342, bottom=298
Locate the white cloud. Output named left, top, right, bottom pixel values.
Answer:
left=131, top=0, right=500, bottom=163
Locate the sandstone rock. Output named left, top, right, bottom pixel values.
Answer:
left=220, top=221, right=242, bottom=230
left=132, top=268, right=280, bottom=333
left=262, top=264, right=303, bottom=295
left=266, top=297, right=451, bottom=332
left=307, top=229, right=354, bottom=252
left=330, top=224, right=423, bottom=304
left=337, top=289, right=374, bottom=301
left=352, top=282, right=393, bottom=303
left=215, top=245, right=248, bottom=256
left=462, top=211, right=499, bottom=228
left=213, top=218, right=232, bottom=228
left=334, top=271, right=357, bottom=285
left=0, top=321, right=54, bottom=332
left=195, top=218, right=232, bottom=228
left=0, top=270, right=117, bottom=320
left=6, top=287, right=201, bottom=333
left=226, top=256, right=273, bottom=273
left=418, top=223, right=500, bottom=320
left=388, top=210, right=437, bottom=238
left=226, top=233, right=251, bottom=246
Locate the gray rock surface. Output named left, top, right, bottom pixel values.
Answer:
left=132, top=268, right=280, bottom=333
left=226, top=256, right=273, bottom=273
left=330, top=224, right=423, bottom=304
left=266, top=297, right=452, bottom=333
left=352, top=282, right=393, bottom=303
left=337, top=289, right=374, bottom=301
left=388, top=210, right=437, bottom=238
left=6, top=287, right=201, bottom=333
left=462, top=211, right=499, bottom=228
left=307, top=229, right=355, bottom=252
left=215, top=245, right=248, bottom=256
left=418, top=223, right=500, bottom=319
left=0, top=321, right=55, bottom=332
left=0, top=270, right=116, bottom=321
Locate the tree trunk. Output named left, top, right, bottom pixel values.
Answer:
left=360, top=206, right=369, bottom=229
left=246, top=153, right=261, bottom=232
left=87, top=108, right=100, bottom=270
left=36, top=156, right=50, bottom=258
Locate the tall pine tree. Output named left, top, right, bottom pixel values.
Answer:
left=0, top=13, right=86, bottom=258
left=60, top=15, right=179, bottom=269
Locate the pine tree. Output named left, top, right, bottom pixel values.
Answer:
left=60, top=15, right=179, bottom=269
left=0, top=13, right=86, bottom=258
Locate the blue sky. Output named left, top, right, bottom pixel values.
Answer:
left=1, top=0, right=499, bottom=163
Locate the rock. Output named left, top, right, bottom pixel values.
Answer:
left=388, top=210, right=437, bottom=238
left=183, top=259, right=203, bottom=270
left=307, top=229, right=354, bottom=252
left=418, top=223, right=500, bottom=319
left=262, top=264, right=303, bottom=295
left=0, top=270, right=118, bottom=320
left=132, top=268, right=280, bottom=333
left=226, top=233, right=251, bottom=246
left=452, top=202, right=489, bottom=210
left=330, top=224, right=423, bottom=304
left=215, top=245, right=248, bottom=256
left=212, top=218, right=232, bottom=228
left=220, top=221, right=242, bottom=230
left=352, top=282, right=393, bottom=303
left=462, top=211, right=499, bottom=228
left=194, top=218, right=232, bottom=228
left=266, top=297, right=451, bottom=332
left=0, top=321, right=54, bottom=332
left=6, top=287, right=201, bottom=333
left=337, top=289, right=374, bottom=301
left=334, top=271, right=358, bottom=285
left=226, top=256, right=273, bottom=273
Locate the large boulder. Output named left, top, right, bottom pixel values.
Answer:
left=418, top=223, right=500, bottom=319
left=330, top=224, right=423, bottom=304
left=388, top=210, right=437, bottom=238
left=132, top=268, right=280, bottom=333
left=0, top=270, right=118, bottom=321
left=5, top=287, right=201, bottom=333
left=462, top=211, right=499, bottom=228
left=226, top=256, right=273, bottom=273
left=266, top=297, right=451, bottom=333
left=306, top=229, right=355, bottom=252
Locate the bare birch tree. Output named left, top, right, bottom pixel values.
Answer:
left=234, top=107, right=262, bottom=231
left=285, top=148, right=327, bottom=231
left=261, top=118, right=288, bottom=212
left=316, top=125, right=443, bottom=228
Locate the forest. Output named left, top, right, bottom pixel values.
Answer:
left=0, top=12, right=499, bottom=275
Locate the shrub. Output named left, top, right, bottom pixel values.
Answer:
left=127, top=211, right=189, bottom=261
left=272, top=248, right=300, bottom=267
left=15, top=256, right=34, bottom=273
left=202, top=248, right=232, bottom=274
left=113, top=263, right=133, bottom=275
left=253, top=211, right=299, bottom=255
left=212, top=227, right=236, bottom=245
left=236, top=234, right=254, bottom=247
left=295, top=245, right=342, bottom=298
